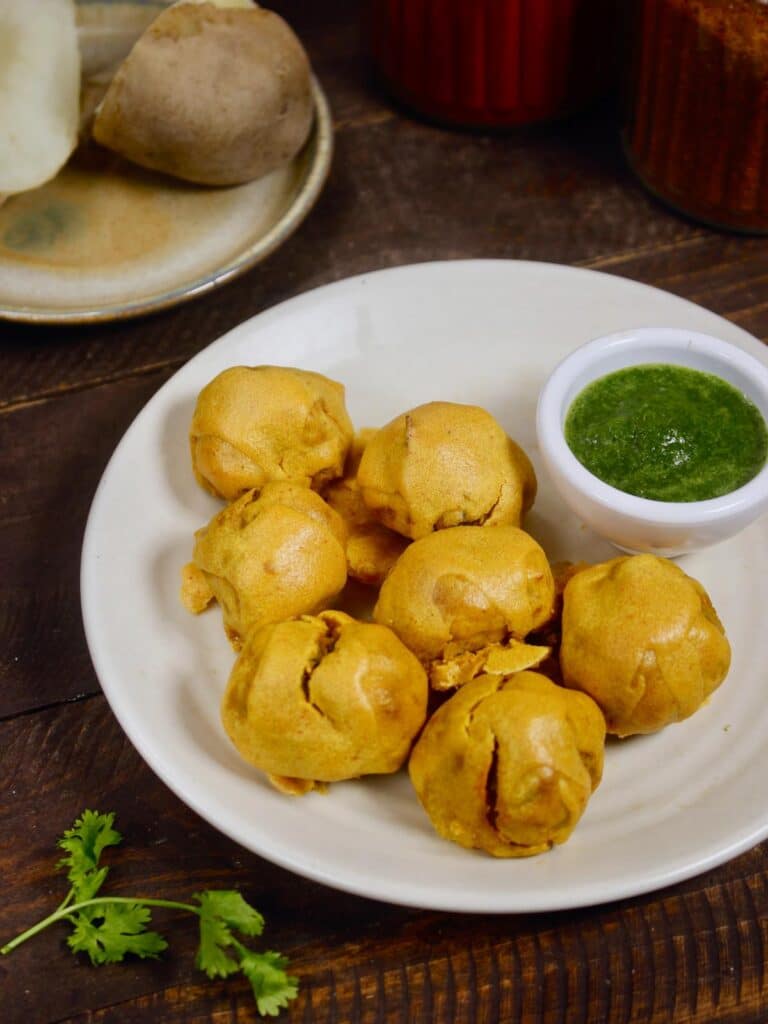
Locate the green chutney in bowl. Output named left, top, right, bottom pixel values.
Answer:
left=536, top=327, right=768, bottom=555
left=564, top=364, right=768, bottom=503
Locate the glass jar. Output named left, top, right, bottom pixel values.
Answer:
left=624, top=0, right=768, bottom=233
left=368, top=0, right=615, bottom=128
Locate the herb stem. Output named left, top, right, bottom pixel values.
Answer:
left=55, top=886, right=76, bottom=915
left=1, top=896, right=198, bottom=956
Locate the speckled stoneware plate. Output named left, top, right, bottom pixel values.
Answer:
left=0, top=77, right=332, bottom=324
left=81, top=261, right=768, bottom=913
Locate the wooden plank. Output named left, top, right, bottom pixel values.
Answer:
left=583, top=235, right=768, bottom=341
left=3, top=4, right=768, bottom=1022
left=4, top=145, right=767, bottom=416
left=0, top=697, right=767, bottom=1023
left=0, top=369, right=173, bottom=717
left=2, top=2, right=765, bottom=415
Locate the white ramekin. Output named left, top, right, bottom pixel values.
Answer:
left=536, top=327, right=768, bottom=556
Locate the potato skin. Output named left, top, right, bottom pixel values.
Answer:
left=92, top=3, right=314, bottom=185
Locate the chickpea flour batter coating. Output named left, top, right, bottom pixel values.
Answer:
left=190, top=365, right=354, bottom=501
left=409, top=671, right=605, bottom=857
left=181, top=481, right=348, bottom=648
left=357, top=401, right=537, bottom=540
left=428, top=637, right=552, bottom=691
left=221, top=610, right=428, bottom=794
left=560, top=554, right=731, bottom=736
left=374, top=525, right=555, bottom=664
left=322, top=429, right=409, bottom=586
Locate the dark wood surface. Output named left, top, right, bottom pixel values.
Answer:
left=2, top=2, right=768, bottom=1020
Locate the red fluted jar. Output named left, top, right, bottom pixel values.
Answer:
left=368, top=0, right=616, bottom=127
left=625, top=0, right=768, bottom=233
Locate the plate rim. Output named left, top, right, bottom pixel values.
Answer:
left=0, top=77, right=333, bottom=326
left=80, top=258, right=768, bottom=913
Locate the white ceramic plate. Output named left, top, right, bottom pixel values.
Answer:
left=81, top=260, right=768, bottom=912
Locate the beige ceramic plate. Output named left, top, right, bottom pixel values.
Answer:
left=0, top=78, right=332, bottom=324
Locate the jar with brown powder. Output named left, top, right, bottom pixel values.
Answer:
left=624, top=0, right=768, bottom=233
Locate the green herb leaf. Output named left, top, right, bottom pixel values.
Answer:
left=72, top=866, right=110, bottom=903
left=196, top=891, right=265, bottom=938
left=195, top=896, right=240, bottom=979
left=57, top=810, right=122, bottom=901
left=2, top=811, right=299, bottom=1018
left=240, top=950, right=299, bottom=1017
left=67, top=903, right=167, bottom=964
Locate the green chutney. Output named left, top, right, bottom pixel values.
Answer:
left=564, top=363, right=768, bottom=502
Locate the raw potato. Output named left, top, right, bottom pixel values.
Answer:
left=76, top=1, right=166, bottom=135
left=92, top=1, right=314, bottom=185
left=0, top=0, right=80, bottom=194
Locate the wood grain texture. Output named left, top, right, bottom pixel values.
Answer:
left=1, top=698, right=767, bottom=1024
left=0, top=369, right=173, bottom=717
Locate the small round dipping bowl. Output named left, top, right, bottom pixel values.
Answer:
left=536, top=327, right=768, bottom=556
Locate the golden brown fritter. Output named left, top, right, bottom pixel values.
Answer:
left=323, top=429, right=409, bottom=586
left=179, top=561, right=215, bottom=615
left=409, top=671, right=605, bottom=857
left=357, top=401, right=536, bottom=540
left=221, top=610, right=428, bottom=792
left=560, top=554, right=731, bottom=736
left=189, top=365, right=354, bottom=501
left=183, top=481, right=348, bottom=647
left=428, top=637, right=551, bottom=691
left=373, top=525, right=555, bottom=663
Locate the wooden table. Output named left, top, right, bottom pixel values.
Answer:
left=2, top=2, right=768, bottom=1021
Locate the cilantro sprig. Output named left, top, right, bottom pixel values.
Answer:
left=1, top=810, right=298, bottom=1017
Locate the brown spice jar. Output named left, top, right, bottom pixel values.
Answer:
left=625, top=0, right=768, bottom=233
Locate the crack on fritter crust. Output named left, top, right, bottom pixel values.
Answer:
left=485, top=735, right=500, bottom=835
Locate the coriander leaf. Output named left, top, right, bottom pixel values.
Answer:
left=195, top=899, right=240, bottom=979
left=72, top=866, right=109, bottom=903
left=240, top=950, right=299, bottom=1017
left=67, top=903, right=167, bottom=965
left=194, top=891, right=265, bottom=938
left=4, top=810, right=299, bottom=1019
left=57, top=810, right=121, bottom=899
